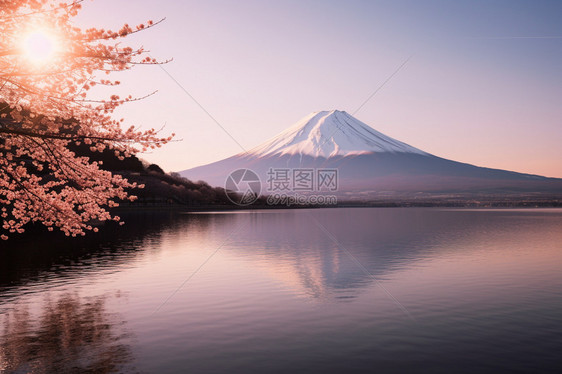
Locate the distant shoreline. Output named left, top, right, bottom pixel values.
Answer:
left=113, top=197, right=562, bottom=212
left=3, top=202, right=560, bottom=247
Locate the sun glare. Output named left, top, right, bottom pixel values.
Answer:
left=22, top=30, right=58, bottom=64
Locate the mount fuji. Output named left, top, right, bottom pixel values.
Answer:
left=180, top=110, right=562, bottom=200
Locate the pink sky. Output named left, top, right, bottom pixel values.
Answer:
left=76, top=0, right=562, bottom=177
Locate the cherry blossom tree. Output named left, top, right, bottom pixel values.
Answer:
left=0, top=0, right=173, bottom=240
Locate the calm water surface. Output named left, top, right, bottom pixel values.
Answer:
left=1, top=208, right=561, bottom=373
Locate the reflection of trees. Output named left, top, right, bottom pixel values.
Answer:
left=0, top=211, right=219, bottom=291
left=0, top=293, right=133, bottom=374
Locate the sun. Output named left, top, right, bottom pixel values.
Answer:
left=22, top=30, right=59, bottom=65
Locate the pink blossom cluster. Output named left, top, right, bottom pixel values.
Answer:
left=0, top=0, right=173, bottom=239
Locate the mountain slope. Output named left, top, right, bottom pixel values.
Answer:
left=180, top=110, right=562, bottom=200
left=248, top=110, right=427, bottom=157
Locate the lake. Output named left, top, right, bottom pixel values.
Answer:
left=1, top=208, right=561, bottom=373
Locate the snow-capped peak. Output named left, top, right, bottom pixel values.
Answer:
left=247, top=110, right=428, bottom=158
